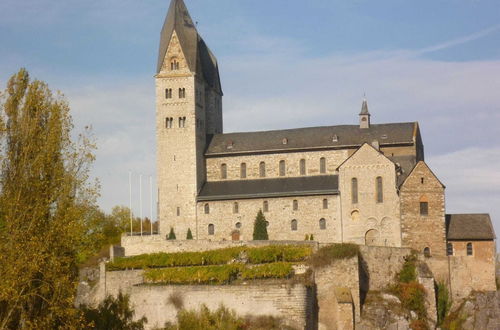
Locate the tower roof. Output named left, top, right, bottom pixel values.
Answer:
left=359, top=99, right=370, bottom=115
left=157, top=0, right=222, bottom=93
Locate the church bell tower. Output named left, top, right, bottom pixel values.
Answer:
left=156, top=0, right=223, bottom=239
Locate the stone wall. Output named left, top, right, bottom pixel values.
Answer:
left=338, top=144, right=402, bottom=247
left=315, top=256, right=360, bottom=328
left=358, top=245, right=412, bottom=291
left=102, top=268, right=314, bottom=330
left=206, top=149, right=348, bottom=181
left=121, top=235, right=318, bottom=256
left=400, top=161, right=447, bottom=257
left=196, top=195, right=341, bottom=242
left=449, top=240, right=497, bottom=301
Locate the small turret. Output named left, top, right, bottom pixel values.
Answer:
left=359, top=98, right=370, bottom=129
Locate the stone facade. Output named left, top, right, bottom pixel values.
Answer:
left=400, top=161, right=446, bottom=257
left=338, top=144, right=402, bottom=247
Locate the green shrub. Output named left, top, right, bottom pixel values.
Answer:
left=240, top=262, right=294, bottom=280
left=308, top=243, right=359, bottom=268
left=252, top=210, right=268, bottom=240
left=186, top=228, right=193, bottom=240
left=398, top=255, right=417, bottom=283
left=81, top=292, right=147, bottom=330
left=144, top=265, right=242, bottom=285
left=247, top=245, right=312, bottom=264
left=167, top=227, right=176, bottom=240
left=436, top=282, right=451, bottom=326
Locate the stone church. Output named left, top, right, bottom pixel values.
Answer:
left=155, top=0, right=495, bottom=261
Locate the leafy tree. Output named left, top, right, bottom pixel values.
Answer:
left=187, top=228, right=193, bottom=240
left=168, top=227, right=176, bottom=240
left=0, top=69, right=98, bottom=328
left=252, top=210, right=268, bottom=240
left=81, top=292, right=147, bottom=330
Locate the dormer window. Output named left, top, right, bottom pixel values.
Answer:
left=171, top=59, right=179, bottom=70
left=282, top=138, right=288, bottom=145
left=332, top=135, right=338, bottom=142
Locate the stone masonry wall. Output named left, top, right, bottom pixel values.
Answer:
left=400, top=161, right=446, bottom=257
left=338, top=144, right=402, bottom=247
left=314, top=256, right=360, bottom=328
left=102, top=268, right=313, bottom=330
left=196, top=195, right=341, bottom=243
left=206, top=149, right=348, bottom=181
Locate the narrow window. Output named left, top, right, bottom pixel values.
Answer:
left=171, top=60, right=179, bottom=70
left=299, top=159, right=306, bottom=175
left=421, top=177, right=425, bottom=184
left=376, top=177, right=383, bottom=203
left=165, top=88, right=172, bottom=99
left=291, top=219, right=298, bottom=231
left=467, top=242, right=473, bottom=256
left=423, top=247, right=431, bottom=258
left=240, top=163, right=247, bottom=179
left=233, top=202, right=239, bottom=214
left=165, top=118, right=169, bottom=128
left=263, top=201, right=269, bottom=212
left=420, top=202, right=428, bottom=216
left=323, top=198, right=328, bottom=209
left=208, top=224, right=214, bottom=235
left=259, top=162, right=266, bottom=178
left=279, top=160, right=286, bottom=176
left=320, top=157, right=326, bottom=174
left=351, top=178, right=358, bottom=204
left=319, top=218, right=326, bottom=230
left=293, top=200, right=298, bottom=211
left=204, top=203, right=210, bottom=214
left=221, top=163, right=227, bottom=179
left=447, top=243, right=453, bottom=256
left=179, top=88, right=186, bottom=99
left=176, top=207, right=180, bottom=217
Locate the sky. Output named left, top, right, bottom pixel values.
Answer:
left=0, top=0, right=499, bottom=235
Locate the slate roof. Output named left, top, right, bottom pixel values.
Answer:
left=157, top=0, right=222, bottom=93
left=446, top=214, right=496, bottom=240
left=206, top=123, right=417, bottom=156
left=197, top=175, right=339, bottom=201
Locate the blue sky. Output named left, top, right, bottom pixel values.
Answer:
left=1, top=0, right=500, bottom=234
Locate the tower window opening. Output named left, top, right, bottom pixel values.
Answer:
left=240, top=163, right=247, bottom=179
left=319, top=218, right=326, bottom=230
left=291, top=219, right=298, bottom=231
left=259, top=162, right=266, bottom=178
left=165, top=88, right=172, bottom=99
left=171, top=60, right=179, bottom=70
left=179, top=88, right=186, bottom=98
left=178, top=117, right=186, bottom=128
left=467, top=242, right=473, bottom=256
left=220, top=163, right=227, bottom=179
left=165, top=117, right=173, bottom=128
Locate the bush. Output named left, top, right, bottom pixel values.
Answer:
left=144, top=265, right=242, bottom=285
left=81, top=292, right=147, bottom=330
left=410, top=319, right=428, bottom=330
left=398, top=255, right=417, bottom=283
left=186, top=228, right=193, bottom=240
left=247, top=245, right=312, bottom=264
left=252, top=210, right=268, bottom=240
left=167, top=227, right=176, bottom=240
left=436, top=282, right=451, bottom=326
left=393, top=282, right=427, bottom=319
left=240, top=262, right=294, bottom=280
left=308, top=243, right=359, bottom=268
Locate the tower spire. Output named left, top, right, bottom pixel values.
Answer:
left=359, top=96, right=371, bottom=129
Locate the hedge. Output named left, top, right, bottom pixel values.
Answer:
left=240, top=262, right=294, bottom=280
left=108, top=245, right=313, bottom=271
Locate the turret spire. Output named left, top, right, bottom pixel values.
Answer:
left=359, top=97, right=371, bottom=129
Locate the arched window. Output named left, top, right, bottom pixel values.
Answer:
left=467, top=242, right=473, bottom=256
left=351, top=210, right=360, bottom=221
left=233, top=202, right=239, bottom=214
left=299, top=159, right=306, bottom=175
left=240, top=163, right=247, bottom=179
left=376, top=177, right=383, bottom=203
left=170, top=59, right=179, bottom=70
left=279, top=160, right=286, bottom=176
left=351, top=178, right=358, bottom=204
left=447, top=243, right=453, bottom=256
left=293, top=200, right=298, bottom=211
left=291, top=219, right=298, bottom=231
left=320, top=157, right=326, bottom=174
left=259, top=162, right=266, bottom=178
left=208, top=224, right=214, bottom=235
left=263, top=201, right=269, bottom=212
left=420, top=202, right=428, bottom=216
left=178, top=117, right=186, bottom=128
left=221, top=163, right=227, bottom=179
left=179, top=88, right=186, bottom=98
left=323, top=199, right=328, bottom=209
left=423, top=247, right=431, bottom=258
left=204, top=203, right=210, bottom=214
left=165, top=117, right=173, bottom=129
left=319, top=218, right=326, bottom=230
